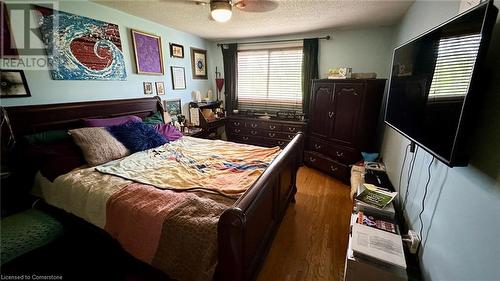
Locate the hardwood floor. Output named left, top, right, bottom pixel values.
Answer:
left=257, top=166, right=353, bottom=281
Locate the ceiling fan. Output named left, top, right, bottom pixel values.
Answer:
left=189, top=0, right=278, bottom=22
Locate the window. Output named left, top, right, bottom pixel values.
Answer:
left=237, top=46, right=303, bottom=113
left=429, top=33, right=482, bottom=98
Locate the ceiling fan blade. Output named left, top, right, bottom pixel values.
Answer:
left=234, top=0, right=278, bottom=13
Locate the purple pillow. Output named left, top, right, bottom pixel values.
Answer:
left=107, top=122, right=168, bottom=153
left=152, top=124, right=183, bottom=141
left=82, top=115, right=141, bottom=127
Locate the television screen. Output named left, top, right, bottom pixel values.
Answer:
left=385, top=1, right=497, bottom=166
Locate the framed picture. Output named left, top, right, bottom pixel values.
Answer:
left=36, top=6, right=126, bottom=80
left=0, top=70, right=31, bottom=98
left=164, top=99, right=182, bottom=115
left=131, top=29, right=164, bottom=75
left=169, top=43, right=184, bottom=58
left=171, top=66, right=186, bottom=90
left=190, top=47, right=208, bottom=79
left=156, top=82, right=165, bottom=95
left=143, top=82, right=153, bottom=95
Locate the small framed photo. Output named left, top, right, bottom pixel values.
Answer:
left=143, top=82, right=153, bottom=95
left=169, top=43, right=184, bottom=58
left=190, top=47, right=207, bottom=79
left=0, top=70, right=31, bottom=98
left=131, top=29, right=164, bottom=75
left=155, top=81, right=165, bottom=95
left=171, top=66, right=186, bottom=90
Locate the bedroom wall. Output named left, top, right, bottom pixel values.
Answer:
left=211, top=25, right=396, bottom=80
left=381, top=1, right=500, bottom=280
left=1, top=1, right=216, bottom=116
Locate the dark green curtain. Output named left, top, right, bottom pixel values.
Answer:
left=302, top=38, right=319, bottom=117
left=221, top=43, right=238, bottom=113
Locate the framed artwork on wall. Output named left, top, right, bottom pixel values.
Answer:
left=190, top=47, right=207, bottom=79
left=35, top=6, right=126, bottom=80
left=156, top=81, right=165, bottom=95
left=143, top=82, right=153, bottom=95
left=171, top=66, right=186, bottom=90
left=131, top=29, right=164, bottom=75
left=169, top=43, right=184, bottom=58
left=164, top=99, right=182, bottom=115
left=0, top=70, right=31, bottom=98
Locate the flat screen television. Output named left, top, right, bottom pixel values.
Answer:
left=385, top=0, right=498, bottom=167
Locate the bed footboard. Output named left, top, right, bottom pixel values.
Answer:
left=216, top=132, right=304, bottom=281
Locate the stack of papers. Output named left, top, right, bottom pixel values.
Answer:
left=352, top=224, right=407, bottom=269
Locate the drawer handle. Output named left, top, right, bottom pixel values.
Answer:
left=287, top=135, right=293, bottom=140
left=336, top=151, right=344, bottom=157
left=309, top=157, right=316, bottom=163
left=341, top=88, right=358, bottom=96
left=251, top=123, right=258, bottom=128
left=314, top=144, right=321, bottom=150
left=328, top=112, right=334, bottom=118
left=269, top=125, right=276, bottom=130
left=234, top=122, right=240, bottom=126
left=268, top=132, right=275, bottom=138
left=234, top=129, right=241, bottom=133
left=278, top=141, right=285, bottom=146
left=288, top=127, right=296, bottom=132
left=330, top=166, right=338, bottom=172
left=242, top=136, right=248, bottom=141
left=251, top=130, right=258, bottom=135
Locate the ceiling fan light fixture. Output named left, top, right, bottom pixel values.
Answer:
left=210, top=0, right=232, bottom=22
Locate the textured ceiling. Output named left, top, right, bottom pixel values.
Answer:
left=95, top=0, right=414, bottom=41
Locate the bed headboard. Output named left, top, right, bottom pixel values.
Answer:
left=2, top=97, right=163, bottom=139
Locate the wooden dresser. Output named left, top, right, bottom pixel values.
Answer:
left=227, top=116, right=306, bottom=148
left=304, top=79, right=386, bottom=183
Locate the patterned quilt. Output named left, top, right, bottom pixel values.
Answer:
left=34, top=137, right=281, bottom=281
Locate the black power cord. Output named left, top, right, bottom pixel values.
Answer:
left=402, top=146, right=418, bottom=213
left=397, top=144, right=411, bottom=218
left=419, top=156, right=434, bottom=241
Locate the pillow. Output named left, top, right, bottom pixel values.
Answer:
left=69, top=127, right=130, bottom=166
left=142, top=111, right=164, bottom=125
left=25, top=139, right=86, bottom=181
left=82, top=115, right=141, bottom=127
left=23, top=130, right=70, bottom=145
left=107, top=122, right=167, bottom=153
left=152, top=124, right=183, bottom=142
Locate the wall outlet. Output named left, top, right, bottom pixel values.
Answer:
left=402, top=230, right=420, bottom=254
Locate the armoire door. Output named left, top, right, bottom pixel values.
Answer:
left=329, top=83, right=364, bottom=146
left=309, top=83, right=334, bottom=139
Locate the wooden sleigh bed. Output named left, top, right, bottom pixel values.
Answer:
left=3, top=97, right=304, bottom=281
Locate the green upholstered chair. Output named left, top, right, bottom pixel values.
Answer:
left=1, top=209, right=63, bottom=265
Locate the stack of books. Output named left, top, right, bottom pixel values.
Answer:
left=354, top=183, right=397, bottom=220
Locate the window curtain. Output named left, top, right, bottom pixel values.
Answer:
left=302, top=38, right=319, bottom=117
left=221, top=43, right=238, bottom=113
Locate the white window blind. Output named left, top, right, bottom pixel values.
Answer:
left=237, top=47, right=303, bottom=113
left=429, top=33, right=482, bottom=98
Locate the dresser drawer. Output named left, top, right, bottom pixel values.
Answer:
left=327, top=144, right=359, bottom=164
left=245, top=120, right=261, bottom=129
left=304, top=151, right=350, bottom=183
left=261, top=122, right=282, bottom=131
left=229, top=119, right=244, bottom=128
left=282, top=124, right=303, bottom=134
left=306, top=137, right=328, bottom=155
left=228, top=127, right=248, bottom=135
left=266, top=138, right=289, bottom=148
